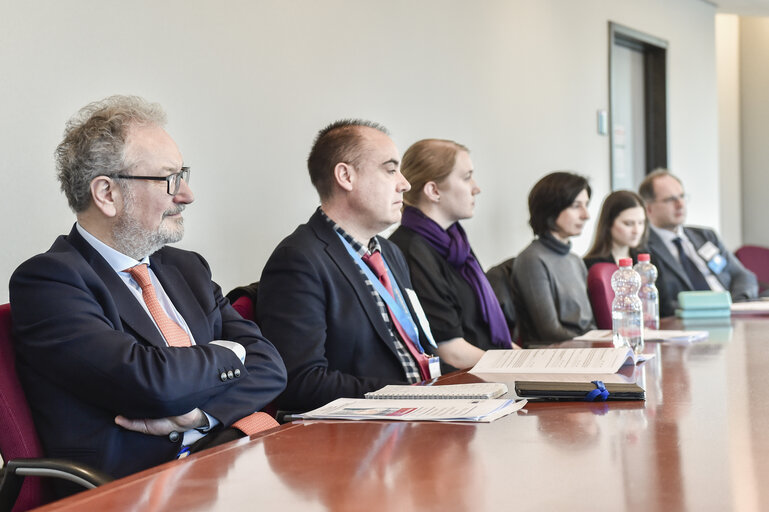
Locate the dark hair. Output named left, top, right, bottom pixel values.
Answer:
left=401, top=139, right=469, bottom=206
left=638, top=168, right=682, bottom=203
left=307, top=119, right=389, bottom=200
left=527, top=171, right=591, bottom=236
left=584, top=190, right=648, bottom=260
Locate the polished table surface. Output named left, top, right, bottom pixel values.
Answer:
left=36, top=316, right=769, bottom=511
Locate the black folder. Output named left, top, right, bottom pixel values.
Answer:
left=514, top=381, right=645, bottom=401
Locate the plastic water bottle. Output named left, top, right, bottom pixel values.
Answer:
left=611, top=258, right=644, bottom=353
left=634, top=253, right=660, bottom=330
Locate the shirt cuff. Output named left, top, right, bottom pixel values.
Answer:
left=210, top=340, right=246, bottom=363
left=182, top=411, right=221, bottom=446
left=197, top=411, right=220, bottom=432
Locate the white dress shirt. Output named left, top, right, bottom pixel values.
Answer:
left=76, top=223, right=228, bottom=445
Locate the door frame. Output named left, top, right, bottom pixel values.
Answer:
left=609, top=22, right=669, bottom=190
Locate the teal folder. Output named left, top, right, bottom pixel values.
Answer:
left=677, top=291, right=732, bottom=310
left=675, top=307, right=731, bottom=319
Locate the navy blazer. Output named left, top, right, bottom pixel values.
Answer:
left=9, top=225, right=286, bottom=487
left=257, top=210, right=431, bottom=412
left=647, top=226, right=758, bottom=316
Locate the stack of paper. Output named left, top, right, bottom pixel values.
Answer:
left=731, top=301, right=769, bottom=315
left=469, top=347, right=647, bottom=375
left=573, top=329, right=708, bottom=343
left=292, top=397, right=526, bottom=423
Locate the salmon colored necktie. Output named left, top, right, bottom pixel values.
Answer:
left=232, top=411, right=280, bottom=435
left=125, top=264, right=191, bottom=347
left=126, top=265, right=277, bottom=436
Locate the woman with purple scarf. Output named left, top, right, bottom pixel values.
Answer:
left=389, top=139, right=514, bottom=370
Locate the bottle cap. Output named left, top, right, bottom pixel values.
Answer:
left=637, top=253, right=650, bottom=262
left=619, top=257, right=633, bottom=267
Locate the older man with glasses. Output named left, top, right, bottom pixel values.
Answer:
left=639, top=168, right=757, bottom=316
left=9, top=95, right=286, bottom=497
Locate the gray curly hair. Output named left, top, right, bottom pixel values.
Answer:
left=55, top=95, right=167, bottom=212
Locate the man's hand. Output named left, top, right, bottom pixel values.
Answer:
left=115, top=408, right=207, bottom=436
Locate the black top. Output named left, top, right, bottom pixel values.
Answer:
left=583, top=254, right=616, bottom=270
left=583, top=248, right=646, bottom=271
left=389, top=225, right=498, bottom=352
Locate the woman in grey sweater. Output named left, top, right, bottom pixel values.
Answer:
left=513, top=172, right=596, bottom=345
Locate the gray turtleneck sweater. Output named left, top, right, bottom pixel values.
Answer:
left=512, top=233, right=595, bottom=344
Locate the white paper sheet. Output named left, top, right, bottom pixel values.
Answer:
left=294, top=397, right=527, bottom=422
left=573, top=329, right=708, bottom=342
left=469, top=347, right=637, bottom=375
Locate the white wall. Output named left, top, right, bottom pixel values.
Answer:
left=739, top=16, right=769, bottom=247
left=716, top=14, right=743, bottom=250
left=0, top=0, right=720, bottom=303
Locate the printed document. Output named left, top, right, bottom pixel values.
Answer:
left=469, top=347, right=640, bottom=375
left=293, top=397, right=527, bottom=423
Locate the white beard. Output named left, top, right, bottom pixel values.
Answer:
left=112, top=190, right=185, bottom=260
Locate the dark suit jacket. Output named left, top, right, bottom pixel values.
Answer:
left=9, top=225, right=287, bottom=488
left=647, top=226, right=758, bottom=316
left=257, top=210, right=432, bottom=412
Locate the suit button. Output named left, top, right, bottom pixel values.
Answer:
left=234, top=369, right=241, bottom=378
left=169, top=431, right=180, bottom=443
left=220, top=372, right=228, bottom=382
left=227, top=370, right=234, bottom=380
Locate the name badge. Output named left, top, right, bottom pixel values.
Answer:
left=428, top=356, right=442, bottom=379
left=698, top=241, right=725, bottom=275
left=405, top=288, right=438, bottom=349
left=698, top=241, right=719, bottom=261
left=707, top=254, right=727, bottom=275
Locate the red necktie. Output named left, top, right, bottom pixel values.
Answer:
left=362, top=251, right=430, bottom=380
left=125, top=264, right=191, bottom=347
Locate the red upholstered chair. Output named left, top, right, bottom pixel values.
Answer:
left=735, top=245, right=769, bottom=293
left=228, top=290, right=282, bottom=420
left=587, top=263, right=618, bottom=329
left=231, top=296, right=256, bottom=322
left=0, top=303, right=111, bottom=511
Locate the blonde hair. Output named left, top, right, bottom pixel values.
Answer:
left=401, top=139, right=469, bottom=206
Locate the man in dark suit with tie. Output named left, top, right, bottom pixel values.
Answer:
left=257, top=120, right=439, bottom=413
left=9, top=95, right=286, bottom=494
left=639, top=169, right=757, bottom=316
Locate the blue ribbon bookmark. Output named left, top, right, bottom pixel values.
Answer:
left=584, top=380, right=610, bottom=402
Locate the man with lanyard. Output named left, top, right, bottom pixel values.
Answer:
left=258, top=119, right=440, bottom=413
left=640, top=168, right=758, bottom=316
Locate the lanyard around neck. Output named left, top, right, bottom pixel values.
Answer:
left=336, top=233, right=424, bottom=354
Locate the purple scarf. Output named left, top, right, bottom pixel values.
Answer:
left=400, top=206, right=512, bottom=348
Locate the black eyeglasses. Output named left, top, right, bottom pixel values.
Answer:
left=115, top=167, right=191, bottom=196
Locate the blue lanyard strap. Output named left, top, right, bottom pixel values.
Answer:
left=336, top=233, right=424, bottom=354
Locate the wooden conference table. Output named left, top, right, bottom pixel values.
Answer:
left=36, top=315, right=769, bottom=512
